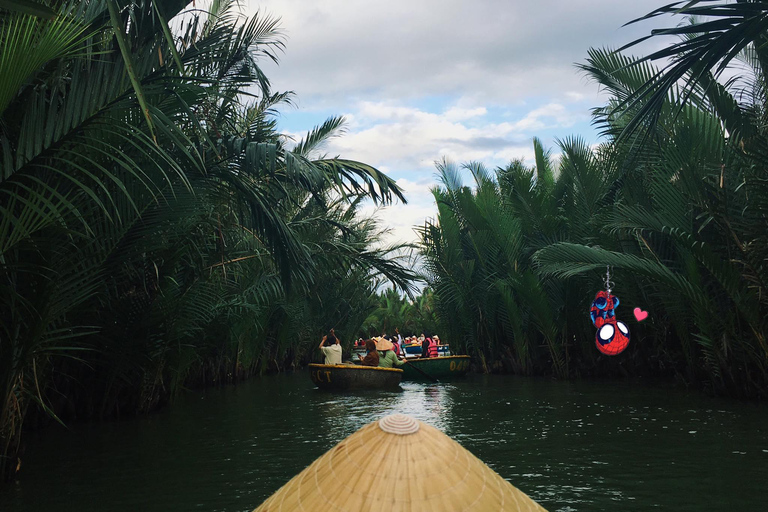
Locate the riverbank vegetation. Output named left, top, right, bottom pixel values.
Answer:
left=420, top=2, right=768, bottom=399
left=0, top=0, right=415, bottom=480
left=360, top=288, right=439, bottom=337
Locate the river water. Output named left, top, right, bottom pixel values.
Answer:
left=1, top=373, right=766, bottom=511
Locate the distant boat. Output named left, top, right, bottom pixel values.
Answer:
left=401, top=355, right=471, bottom=381
left=351, top=344, right=450, bottom=358
left=308, top=363, right=403, bottom=390
left=402, top=343, right=451, bottom=357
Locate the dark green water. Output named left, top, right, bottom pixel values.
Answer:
left=1, top=374, right=767, bottom=511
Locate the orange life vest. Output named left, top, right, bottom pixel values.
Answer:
left=426, top=338, right=438, bottom=358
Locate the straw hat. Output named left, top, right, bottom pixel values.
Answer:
left=253, top=414, right=547, bottom=512
left=376, top=337, right=394, bottom=351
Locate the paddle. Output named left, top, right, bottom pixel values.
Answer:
left=400, top=354, right=439, bottom=383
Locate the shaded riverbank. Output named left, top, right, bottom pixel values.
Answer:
left=2, top=373, right=766, bottom=511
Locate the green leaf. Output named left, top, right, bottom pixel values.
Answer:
left=107, top=0, right=156, bottom=143
left=0, top=0, right=56, bottom=19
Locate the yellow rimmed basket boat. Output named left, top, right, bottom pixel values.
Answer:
left=401, top=355, right=471, bottom=381
left=253, top=413, right=547, bottom=511
left=308, top=363, right=403, bottom=390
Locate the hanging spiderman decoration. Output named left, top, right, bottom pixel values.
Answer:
left=590, top=266, right=630, bottom=355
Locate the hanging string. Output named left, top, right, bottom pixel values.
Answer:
left=604, top=265, right=614, bottom=295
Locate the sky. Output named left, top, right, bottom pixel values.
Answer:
left=244, top=0, right=668, bottom=247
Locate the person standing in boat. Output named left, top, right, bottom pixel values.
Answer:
left=394, top=329, right=405, bottom=357
left=376, top=338, right=405, bottom=368
left=359, top=339, right=380, bottom=366
left=319, top=329, right=342, bottom=365
left=392, top=337, right=402, bottom=358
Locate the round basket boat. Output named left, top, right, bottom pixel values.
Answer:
left=253, top=413, right=547, bottom=511
left=309, top=363, right=403, bottom=390
left=402, top=355, right=471, bottom=381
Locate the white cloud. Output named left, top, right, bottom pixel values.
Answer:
left=443, top=106, right=488, bottom=121
left=394, top=178, right=436, bottom=199
left=324, top=100, right=581, bottom=170
left=361, top=178, right=438, bottom=250
left=565, top=91, right=587, bottom=102
left=492, top=145, right=537, bottom=164
left=318, top=100, right=586, bottom=245
left=509, top=103, right=583, bottom=132
left=364, top=202, right=436, bottom=249
left=230, top=0, right=670, bottom=246
left=250, top=0, right=663, bottom=107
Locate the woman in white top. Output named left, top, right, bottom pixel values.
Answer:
left=319, top=329, right=342, bottom=365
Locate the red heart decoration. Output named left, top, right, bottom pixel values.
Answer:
left=633, top=307, right=648, bottom=322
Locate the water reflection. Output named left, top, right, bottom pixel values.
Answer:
left=312, top=382, right=455, bottom=436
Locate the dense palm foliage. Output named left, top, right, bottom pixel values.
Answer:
left=361, top=287, right=440, bottom=337
left=420, top=143, right=614, bottom=377
left=0, top=0, right=415, bottom=480
left=421, top=3, right=768, bottom=397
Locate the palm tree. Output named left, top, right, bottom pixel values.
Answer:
left=420, top=148, right=606, bottom=377
left=613, top=1, right=768, bottom=141
left=536, top=37, right=768, bottom=394
left=0, top=0, right=415, bottom=480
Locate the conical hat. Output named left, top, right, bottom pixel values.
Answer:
left=376, top=338, right=394, bottom=351
left=253, top=414, right=547, bottom=512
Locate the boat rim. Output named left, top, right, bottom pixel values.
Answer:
left=308, top=363, right=404, bottom=373
left=405, top=355, right=469, bottom=361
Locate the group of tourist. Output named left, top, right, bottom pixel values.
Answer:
left=318, top=328, right=443, bottom=367
left=358, top=337, right=402, bottom=368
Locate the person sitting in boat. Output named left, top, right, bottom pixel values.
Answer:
left=376, top=338, right=405, bottom=368
left=421, top=332, right=438, bottom=358
left=433, top=335, right=441, bottom=345
left=359, top=339, right=379, bottom=366
left=319, top=329, right=342, bottom=365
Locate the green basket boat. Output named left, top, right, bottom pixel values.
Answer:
left=309, top=363, right=403, bottom=391
left=401, top=355, right=471, bottom=381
